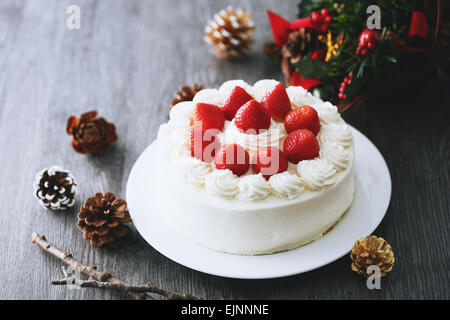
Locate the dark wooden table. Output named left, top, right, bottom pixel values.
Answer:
left=0, top=0, right=448, bottom=300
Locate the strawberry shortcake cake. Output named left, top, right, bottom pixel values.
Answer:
left=155, top=79, right=354, bottom=255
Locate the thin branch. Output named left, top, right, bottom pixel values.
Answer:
left=52, top=269, right=200, bottom=300
left=32, top=232, right=201, bottom=300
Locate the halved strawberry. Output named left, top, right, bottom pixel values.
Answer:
left=252, top=147, right=288, bottom=180
left=221, top=86, right=253, bottom=120
left=283, top=129, right=319, bottom=163
left=284, top=105, right=320, bottom=135
left=260, top=83, right=291, bottom=121
left=215, top=144, right=250, bottom=176
left=194, top=103, right=226, bottom=131
left=190, top=125, right=221, bottom=162
left=234, top=100, right=271, bottom=134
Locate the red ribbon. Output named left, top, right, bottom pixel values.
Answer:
left=409, top=11, right=428, bottom=39
left=290, top=72, right=323, bottom=90
left=389, top=12, right=428, bottom=52
left=266, top=10, right=328, bottom=46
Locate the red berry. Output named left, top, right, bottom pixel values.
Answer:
left=260, top=83, right=291, bottom=121
left=324, top=16, right=332, bottom=24
left=284, top=105, right=321, bottom=135
left=252, top=147, right=288, bottom=180
left=221, top=86, right=253, bottom=120
left=356, top=28, right=381, bottom=56
left=190, top=125, right=221, bottom=162
left=311, top=11, right=320, bottom=23
left=320, top=24, right=328, bottom=33
left=215, top=144, right=250, bottom=176
left=194, top=103, right=225, bottom=131
left=321, top=8, right=329, bottom=17
left=283, top=129, right=320, bottom=164
left=234, top=100, right=271, bottom=134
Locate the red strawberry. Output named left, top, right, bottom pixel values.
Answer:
left=215, top=144, right=250, bottom=176
left=283, top=129, right=319, bottom=164
left=194, top=103, right=225, bottom=131
left=190, top=125, right=221, bottom=162
left=252, top=147, right=288, bottom=180
left=284, top=105, right=321, bottom=135
left=221, top=86, right=253, bottom=120
left=234, top=100, right=271, bottom=134
left=260, top=83, right=291, bottom=121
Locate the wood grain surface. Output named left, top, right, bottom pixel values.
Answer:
left=0, top=0, right=448, bottom=300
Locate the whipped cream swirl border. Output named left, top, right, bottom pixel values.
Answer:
left=164, top=79, right=353, bottom=201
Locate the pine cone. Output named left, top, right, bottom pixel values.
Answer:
left=66, top=111, right=118, bottom=155
left=34, top=166, right=76, bottom=211
left=350, top=235, right=395, bottom=277
left=169, top=83, right=205, bottom=110
left=263, top=41, right=282, bottom=64
left=204, top=7, right=255, bottom=59
left=77, top=192, right=132, bottom=248
left=281, top=28, right=321, bottom=85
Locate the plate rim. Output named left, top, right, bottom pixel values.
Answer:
left=126, top=125, right=391, bottom=279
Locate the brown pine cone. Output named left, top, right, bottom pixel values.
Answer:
left=262, top=41, right=282, bottom=64
left=66, top=111, right=118, bottom=154
left=281, top=28, right=322, bottom=85
left=204, top=7, right=255, bottom=59
left=169, top=83, right=205, bottom=110
left=77, top=192, right=132, bottom=248
left=34, top=165, right=76, bottom=211
left=350, top=235, right=395, bottom=277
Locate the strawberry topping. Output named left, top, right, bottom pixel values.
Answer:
left=283, top=129, right=320, bottom=164
left=234, top=100, right=271, bottom=134
left=194, top=103, right=225, bottom=131
left=221, top=86, right=253, bottom=120
left=284, top=105, right=321, bottom=135
left=260, top=83, right=291, bottom=121
left=190, top=125, right=221, bottom=162
left=252, top=147, right=288, bottom=180
left=215, top=144, right=250, bottom=176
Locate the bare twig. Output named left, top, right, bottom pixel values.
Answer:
left=32, top=232, right=201, bottom=300
left=52, top=266, right=199, bottom=300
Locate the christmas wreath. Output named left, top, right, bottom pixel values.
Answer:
left=267, top=0, right=448, bottom=111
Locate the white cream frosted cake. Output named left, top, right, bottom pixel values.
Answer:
left=154, top=79, right=355, bottom=255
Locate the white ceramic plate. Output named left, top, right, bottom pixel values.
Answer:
left=126, top=126, right=391, bottom=279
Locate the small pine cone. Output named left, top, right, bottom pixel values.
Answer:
left=169, top=83, right=205, bottom=110
left=66, top=111, right=118, bottom=155
left=34, top=166, right=76, bottom=211
left=204, top=7, right=255, bottom=59
left=281, top=28, right=321, bottom=85
left=263, top=41, right=282, bottom=64
left=77, top=192, right=132, bottom=248
left=350, top=235, right=395, bottom=277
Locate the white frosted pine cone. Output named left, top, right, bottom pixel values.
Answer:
left=204, top=7, right=255, bottom=59
left=34, top=165, right=76, bottom=211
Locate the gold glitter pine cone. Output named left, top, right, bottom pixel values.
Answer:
left=350, top=235, right=395, bottom=277
left=204, top=7, right=255, bottom=59
left=169, top=83, right=205, bottom=110
left=77, top=192, right=132, bottom=248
